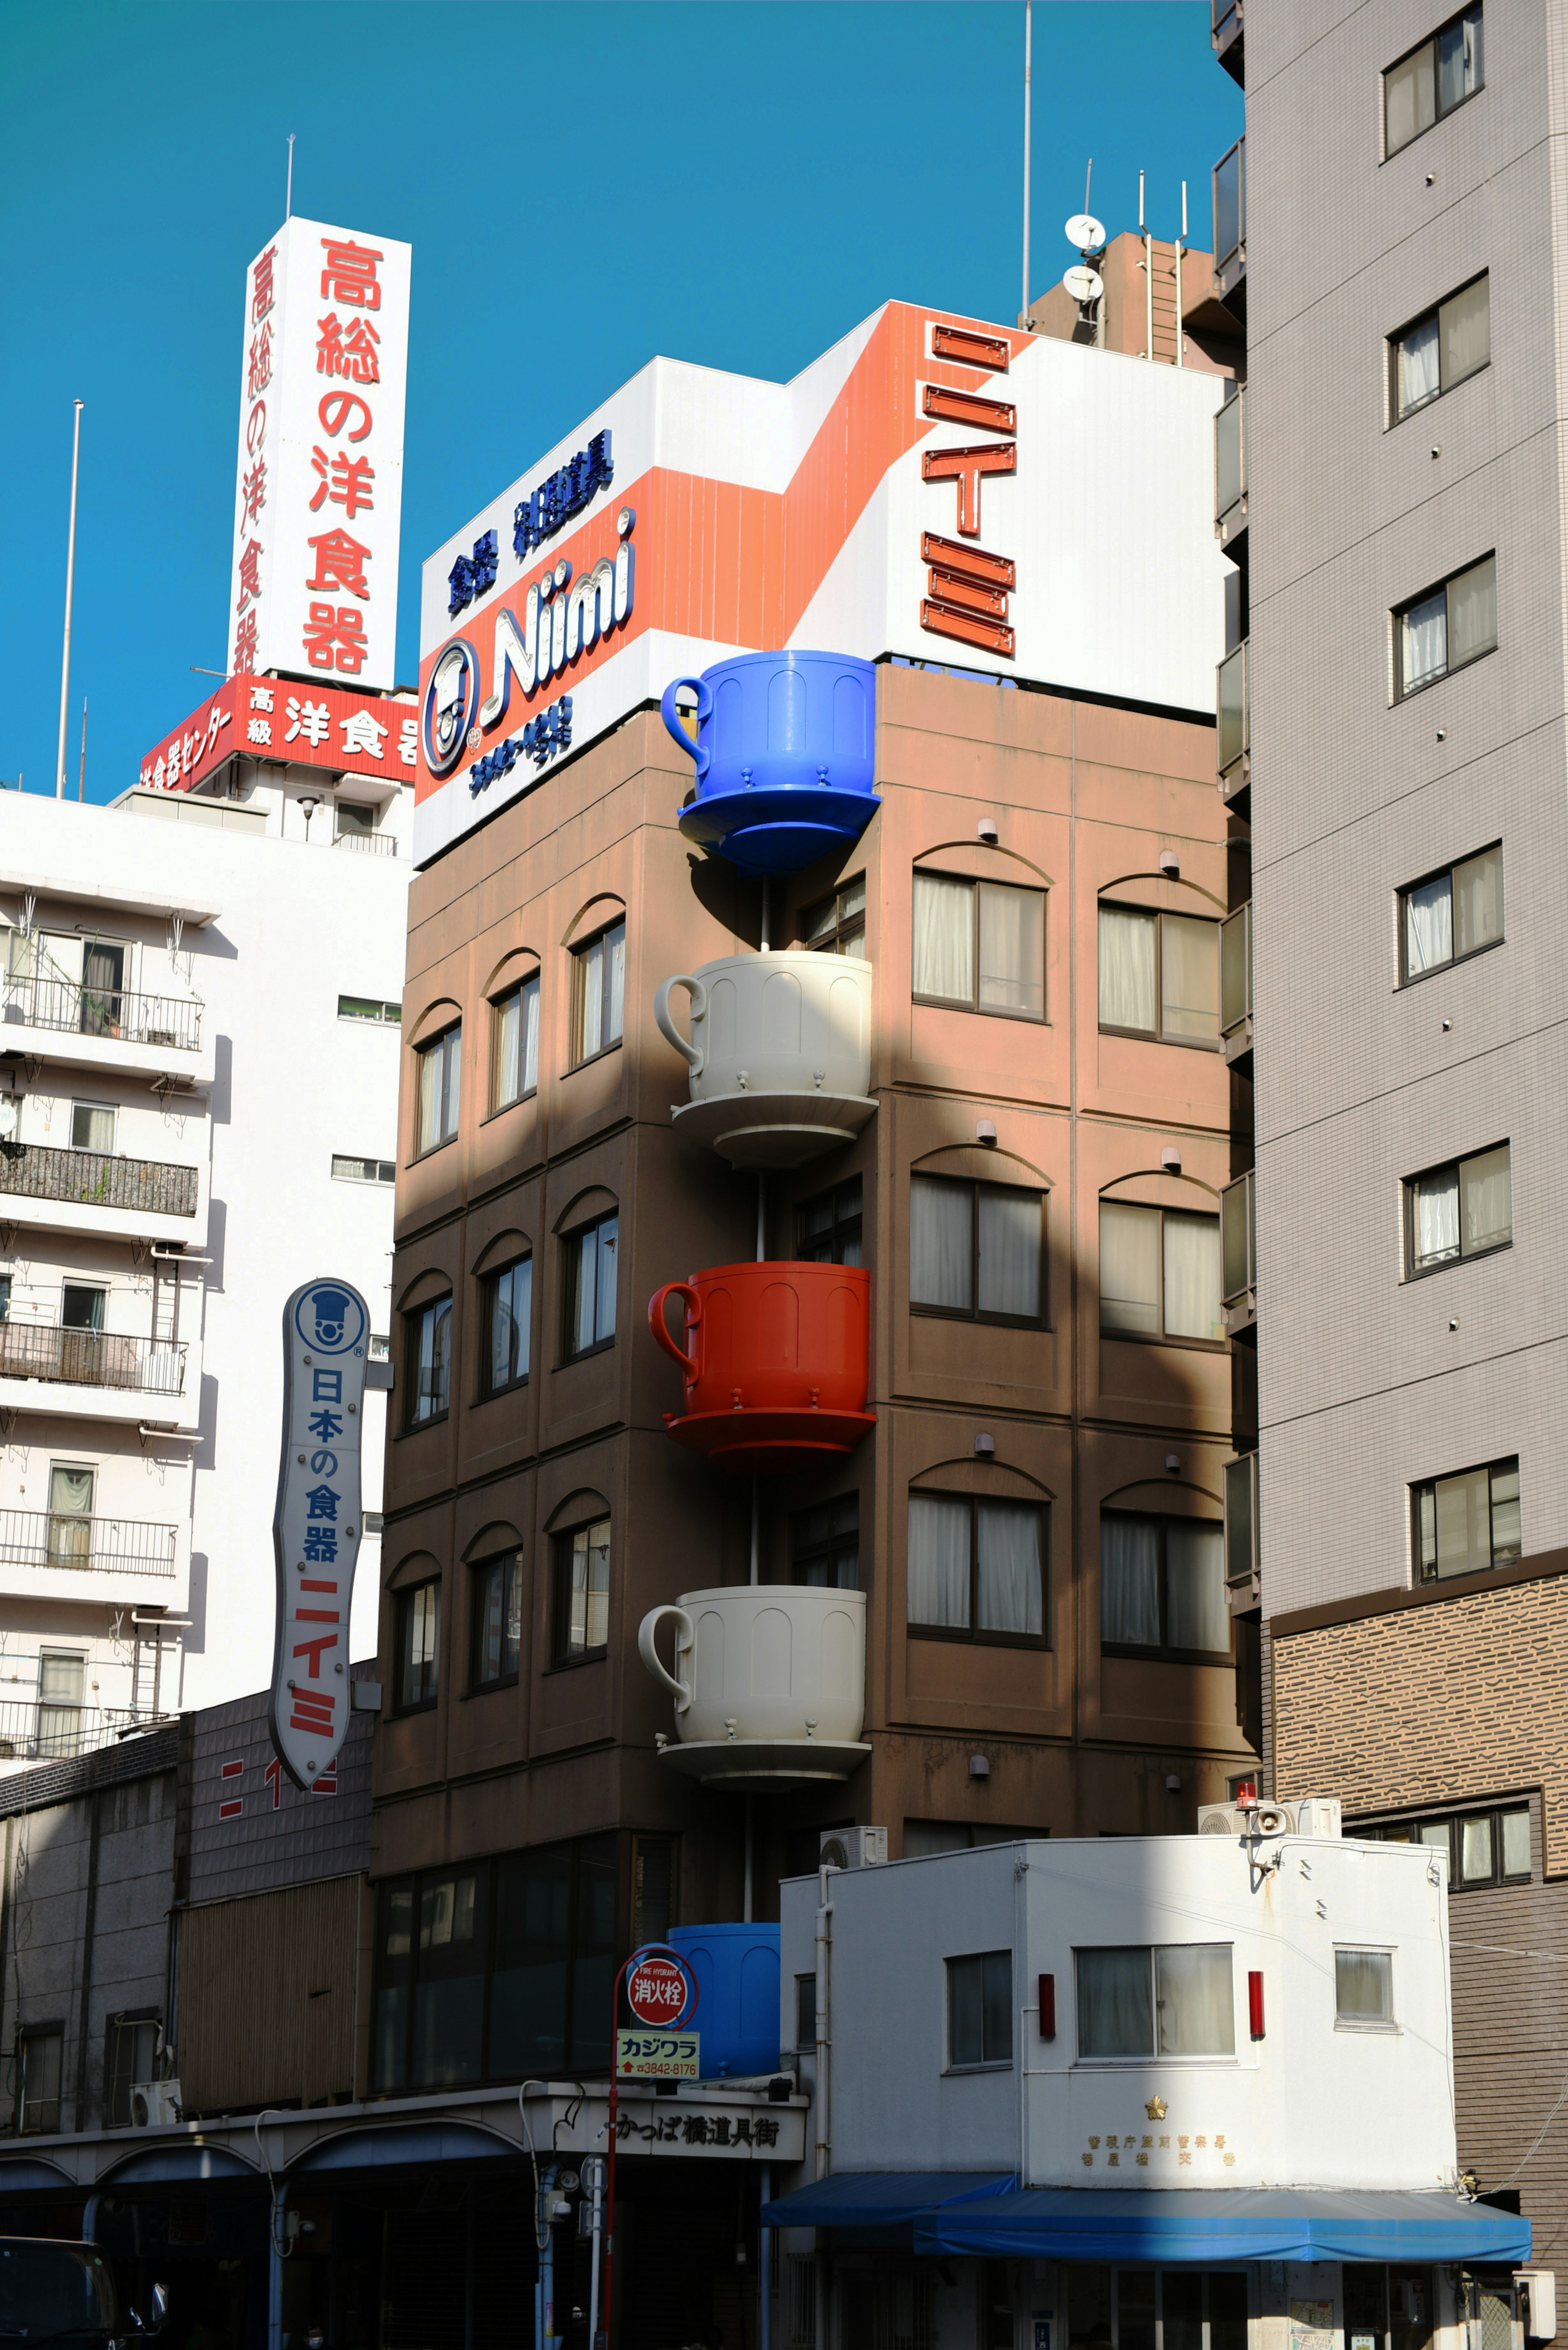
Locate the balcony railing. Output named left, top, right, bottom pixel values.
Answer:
left=1212, top=0, right=1244, bottom=80
left=1217, top=641, right=1249, bottom=791
left=0, top=973, right=203, bottom=1053
left=1225, top=1454, right=1259, bottom=1588
left=1222, top=1168, right=1257, bottom=1311
left=1213, top=136, right=1246, bottom=274
left=0, top=1508, right=178, bottom=1577
left=1221, top=902, right=1253, bottom=1051
left=0, top=1144, right=199, bottom=1220
left=0, top=1322, right=186, bottom=1397
left=1215, top=388, right=1247, bottom=548
left=0, top=1702, right=172, bottom=1764
left=335, top=829, right=398, bottom=857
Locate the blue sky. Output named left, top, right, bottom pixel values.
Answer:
left=0, top=1, right=1240, bottom=804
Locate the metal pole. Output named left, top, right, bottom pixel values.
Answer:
left=1140, top=172, right=1153, bottom=360
left=1175, top=182, right=1188, bottom=369
left=286, top=133, right=295, bottom=219
left=55, top=400, right=83, bottom=799
left=587, top=2160, right=604, bottom=2350
left=77, top=697, right=86, bottom=802
left=1021, top=0, right=1033, bottom=321
left=744, top=1797, right=754, bottom=1923
left=758, top=2165, right=772, bottom=2350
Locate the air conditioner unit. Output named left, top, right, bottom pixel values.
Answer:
left=130, top=2079, right=182, bottom=2127
left=820, top=1826, right=888, bottom=1872
left=1517, top=2273, right=1557, bottom=2343
left=1198, top=1797, right=1342, bottom=1840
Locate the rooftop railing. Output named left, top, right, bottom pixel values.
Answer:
left=0, top=1144, right=199, bottom=1220
left=0, top=974, right=204, bottom=1053
left=0, top=1508, right=178, bottom=1578
left=335, top=830, right=398, bottom=857
left=0, top=1323, right=186, bottom=1397
left=0, top=1702, right=172, bottom=1764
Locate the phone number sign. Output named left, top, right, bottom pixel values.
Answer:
left=616, top=2029, right=700, bottom=2080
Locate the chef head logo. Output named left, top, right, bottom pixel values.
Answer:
left=293, top=1281, right=366, bottom=1357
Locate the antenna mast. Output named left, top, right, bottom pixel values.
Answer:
left=1021, top=0, right=1033, bottom=323
left=55, top=399, right=84, bottom=800
left=286, top=132, right=295, bottom=220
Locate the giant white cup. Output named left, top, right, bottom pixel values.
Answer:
left=638, top=1583, right=866, bottom=1746
left=654, top=950, right=871, bottom=1102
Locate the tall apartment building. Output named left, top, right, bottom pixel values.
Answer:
left=1221, top=0, right=1568, bottom=2256
left=0, top=743, right=410, bottom=1751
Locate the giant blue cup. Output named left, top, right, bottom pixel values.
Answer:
left=661, top=649, right=880, bottom=877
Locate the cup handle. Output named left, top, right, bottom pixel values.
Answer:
left=654, top=974, right=707, bottom=1076
left=638, top=1603, right=695, bottom=1713
left=648, top=1280, right=701, bottom=1378
left=659, top=676, right=714, bottom=782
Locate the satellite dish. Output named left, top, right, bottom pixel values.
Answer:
left=1062, top=265, right=1105, bottom=304
left=1065, top=213, right=1106, bottom=251
left=0, top=1100, right=17, bottom=1142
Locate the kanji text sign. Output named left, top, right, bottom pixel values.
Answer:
left=626, top=1953, right=694, bottom=2027
left=270, top=1278, right=370, bottom=1789
left=616, top=2030, right=699, bottom=2080
left=227, top=218, right=410, bottom=691
left=141, top=677, right=417, bottom=794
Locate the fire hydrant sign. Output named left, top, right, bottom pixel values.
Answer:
left=269, top=1278, right=369, bottom=1789
left=619, top=1950, right=699, bottom=2078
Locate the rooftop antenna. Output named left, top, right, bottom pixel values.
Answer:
left=1063, top=176, right=1106, bottom=345
left=55, top=399, right=84, bottom=800
left=1139, top=168, right=1154, bottom=359
left=1021, top=0, right=1032, bottom=323
left=77, top=696, right=87, bottom=803
left=1175, top=181, right=1188, bottom=369
left=286, top=133, right=295, bottom=220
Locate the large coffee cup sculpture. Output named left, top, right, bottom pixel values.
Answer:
left=638, top=1583, right=871, bottom=1786
left=648, top=1259, right=875, bottom=1474
left=661, top=649, right=879, bottom=876
left=654, top=949, right=875, bottom=1169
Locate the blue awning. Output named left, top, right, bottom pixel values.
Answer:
left=761, top=2173, right=1016, bottom=2230
left=913, top=2188, right=1531, bottom=2266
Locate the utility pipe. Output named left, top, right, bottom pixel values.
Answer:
left=55, top=401, right=83, bottom=799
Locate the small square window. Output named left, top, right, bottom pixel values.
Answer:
left=1405, top=1142, right=1511, bottom=1274
left=1395, top=555, right=1496, bottom=698
left=912, top=872, right=1044, bottom=1021
left=1385, top=4, right=1483, bottom=157
left=1098, top=905, right=1221, bottom=1047
left=1401, top=844, right=1502, bottom=981
left=1335, top=1948, right=1394, bottom=2027
left=71, top=1101, right=115, bottom=1155
left=907, top=1492, right=1044, bottom=1643
left=1100, top=1201, right=1223, bottom=1344
left=1413, top=1455, right=1519, bottom=1580
left=1390, top=275, right=1489, bottom=420
left=911, top=1175, right=1045, bottom=1324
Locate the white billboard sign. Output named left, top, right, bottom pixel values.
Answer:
left=227, top=216, right=410, bottom=691
left=270, top=1278, right=370, bottom=1789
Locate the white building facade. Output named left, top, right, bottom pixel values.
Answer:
left=0, top=750, right=411, bottom=1752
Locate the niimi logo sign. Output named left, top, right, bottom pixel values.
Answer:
left=422, top=504, right=637, bottom=785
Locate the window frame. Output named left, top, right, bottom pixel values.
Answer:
left=338, top=994, right=401, bottom=1026
left=15, top=2024, right=64, bottom=2135
left=479, top=1254, right=532, bottom=1398
left=403, top=1294, right=453, bottom=1430
left=1097, top=901, right=1223, bottom=1052
left=561, top=1212, right=618, bottom=1364
left=104, top=2010, right=161, bottom=2130
left=1393, top=553, right=1497, bottom=700
left=1355, top=1803, right=1532, bottom=1889
left=1402, top=1140, right=1511, bottom=1278
left=795, top=1176, right=864, bottom=1266
left=394, top=1577, right=440, bottom=1714
left=1411, top=1453, right=1520, bottom=1582
left=791, top=1495, right=860, bottom=1589
left=1334, top=1946, right=1398, bottom=2032
left=489, top=969, right=541, bottom=1115
left=909, top=1173, right=1047, bottom=1329
left=70, top=1099, right=116, bottom=1155
left=1388, top=272, right=1490, bottom=424
left=1099, top=1509, right=1233, bottom=1666
left=570, top=918, right=626, bottom=1070
left=1397, top=842, right=1503, bottom=985
left=945, top=1949, right=1014, bottom=2072
left=905, top=1489, right=1047, bottom=1650
left=414, top=1020, right=462, bottom=1158
left=332, top=1154, right=396, bottom=1185
left=911, top=868, right=1047, bottom=1025
left=800, top=876, right=867, bottom=957
left=1073, top=1942, right=1238, bottom=2062
left=1383, top=2, right=1484, bottom=160
left=469, top=1550, right=522, bottom=1693
left=1098, top=1199, right=1226, bottom=1351
left=551, top=1514, right=612, bottom=1668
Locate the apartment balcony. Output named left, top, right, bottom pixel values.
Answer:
left=1220, top=902, right=1253, bottom=1075
left=0, top=973, right=214, bottom=1087
left=649, top=1260, right=875, bottom=1474
left=1225, top=1453, right=1259, bottom=1599
left=1221, top=1168, right=1256, bottom=1335
left=334, top=829, right=399, bottom=858
left=0, top=1142, right=204, bottom=1249
left=639, top=1583, right=871, bottom=1788
left=1212, top=138, right=1246, bottom=319
left=1217, top=642, right=1249, bottom=815
left=0, top=1507, right=179, bottom=1601
left=1215, top=386, right=1247, bottom=561
left=0, top=1702, right=170, bottom=1770
left=1212, top=0, right=1243, bottom=85
left=0, top=1322, right=197, bottom=1432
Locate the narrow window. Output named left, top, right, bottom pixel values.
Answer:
left=1385, top=4, right=1483, bottom=157
left=791, top=1496, right=860, bottom=1589
left=563, top=1213, right=618, bottom=1360
left=481, top=1255, right=531, bottom=1394
left=801, top=876, right=867, bottom=957
left=1335, top=1949, right=1395, bottom=2026
left=36, top=1650, right=86, bottom=1757
left=1098, top=905, right=1221, bottom=1046
left=1412, top=1455, right=1520, bottom=1580
left=909, top=1175, right=1044, bottom=1324
left=795, top=1973, right=816, bottom=2051
left=795, top=1177, right=863, bottom=1265
left=470, top=1552, right=521, bottom=1690
left=16, top=2029, right=63, bottom=2134
left=1099, top=1202, right=1223, bottom=1344
left=1405, top=1142, right=1511, bottom=1273
left=46, top=1466, right=94, bottom=1568
left=1391, top=275, right=1489, bottom=419
left=553, top=1517, right=610, bottom=1663
left=405, top=1296, right=452, bottom=1427
left=492, top=972, right=540, bottom=1109
left=332, top=1155, right=396, bottom=1184
left=906, top=1492, right=1044, bottom=1642
left=105, top=2016, right=161, bottom=2129
left=396, top=1580, right=440, bottom=1710
left=71, top=1101, right=116, bottom=1154
left=572, top=920, right=626, bottom=1065
left=416, top=1022, right=462, bottom=1154
left=1400, top=844, right=1502, bottom=979
left=1396, top=555, right=1496, bottom=697
left=339, top=994, right=401, bottom=1024
left=60, top=1284, right=105, bottom=1333
left=947, top=1951, right=1013, bottom=2068
left=1076, top=1944, right=1235, bottom=2057
left=912, top=873, right=1045, bottom=1021
left=1100, top=1513, right=1230, bottom=1660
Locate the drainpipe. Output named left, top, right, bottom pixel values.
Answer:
left=267, top=2187, right=285, bottom=2350
left=759, top=2163, right=772, bottom=2350
left=813, top=1860, right=835, bottom=2350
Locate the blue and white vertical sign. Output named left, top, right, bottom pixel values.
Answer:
left=270, top=1278, right=370, bottom=1790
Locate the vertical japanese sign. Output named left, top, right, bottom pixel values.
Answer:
left=270, top=1278, right=370, bottom=1789
left=227, top=217, right=411, bottom=692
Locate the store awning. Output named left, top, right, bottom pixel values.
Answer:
left=760, top=2173, right=1016, bottom=2230
left=912, top=2188, right=1531, bottom=2265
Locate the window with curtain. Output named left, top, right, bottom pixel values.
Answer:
left=1390, top=274, right=1489, bottom=420
left=1384, top=3, right=1483, bottom=156
left=1100, top=1513, right=1229, bottom=1659
left=470, top=1552, right=521, bottom=1690
left=1099, top=1202, right=1223, bottom=1343
left=36, top=1651, right=85, bottom=1758
left=572, top=920, right=626, bottom=1064
left=907, top=1491, right=1044, bottom=1642
left=912, top=872, right=1044, bottom=1021
left=1335, top=1949, right=1394, bottom=2027
left=1400, top=843, right=1501, bottom=980
left=70, top=1101, right=115, bottom=1154
left=563, top=1213, right=617, bottom=1360
left=1405, top=1142, right=1510, bottom=1274
left=910, top=1175, right=1044, bottom=1324
left=1359, top=1804, right=1530, bottom=1888
left=405, top=1296, right=452, bottom=1425
left=396, top=1579, right=440, bottom=1710
left=1396, top=555, right=1496, bottom=697
left=1076, top=1944, right=1235, bottom=2058
left=1413, top=1456, right=1519, bottom=1580
left=46, top=1464, right=94, bottom=1567
left=492, top=972, right=540, bottom=1109
left=481, top=1256, right=531, bottom=1394
left=947, top=1951, right=1013, bottom=2068
left=416, top=1022, right=461, bottom=1155
left=553, top=1517, right=611, bottom=1662
left=1098, top=906, right=1220, bottom=1046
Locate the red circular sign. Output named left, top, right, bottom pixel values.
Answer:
left=627, top=1954, right=690, bottom=2027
